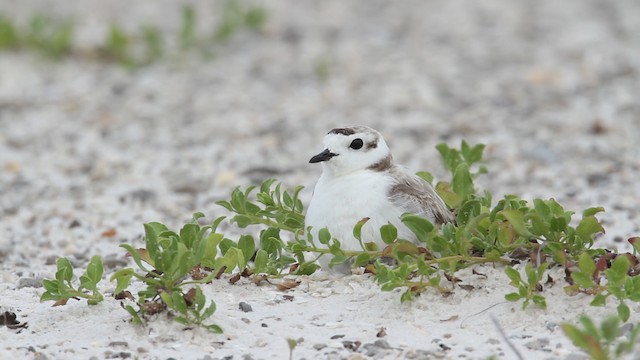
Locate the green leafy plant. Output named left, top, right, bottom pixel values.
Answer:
left=0, top=15, right=19, bottom=50
left=504, top=263, right=549, bottom=309
left=26, top=14, right=74, bottom=59
left=214, top=0, right=268, bottom=42
left=40, top=256, right=104, bottom=306
left=110, top=213, right=226, bottom=332
left=179, top=5, right=196, bottom=50
left=102, top=24, right=133, bottom=67
left=0, top=13, right=73, bottom=58
left=562, top=315, right=640, bottom=360
left=565, top=253, right=640, bottom=322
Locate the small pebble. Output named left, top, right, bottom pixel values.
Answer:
left=108, top=341, right=128, bottom=348
left=373, top=340, right=390, bottom=349
left=238, top=302, right=252, bottom=312
left=17, top=277, right=43, bottom=289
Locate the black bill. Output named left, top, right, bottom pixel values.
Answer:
left=309, top=148, right=338, bottom=163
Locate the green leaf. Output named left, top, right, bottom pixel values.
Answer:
left=55, top=257, right=74, bottom=283
left=504, top=266, right=522, bottom=285
left=144, top=222, right=168, bottom=261
left=500, top=210, right=532, bottom=237
left=416, top=171, right=433, bottom=184
left=380, top=223, right=397, bottom=244
left=456, top=200, right=481, bottom=225
left=435, top=181, right=460, bottom=209
left=532, top=294, right=547, bottom=309
left=577, top=252, right=596, bottom=275
left=505, top=293, right=521, bottom=302
left=253, top=249, right=268, bottom=273
left=582, top=207, right=605, bottom=217
left=294, top=262, right=320, bottom=275
left=528, top=214, right=549, bottom=236
left=231, top=215, right=253, bottom=228
left=238, top=235, right=256, bottom=264
left=578, top=316, right=599, bottom=338
left=532, top=199, right=551, bottom=219
left=452, top=163, right=474, bottom=201
left=353, top=217, right=370, bottom=241
left=617, top=303, right=630, bottom=322
left=86, top=255, right=104, bottom=283
left=179, top=223, right=199, bottom=249
left=354, top=253, right=371, bottom=267
left=561, top=323, right=589, bottom=349
left=110, top=268, right=134, bottom=294
left=41, top=279, right=59, bottom=294
left=572, top=272, right=596, bottom=289
left=318, top=228, right=331, bottom=245
left=576, top=216, right=604, bottom=243
left=601, top=316, right=620, bottom=342
left=606, top=256, right=630, bottom=287
left=400, top=290, right=414, bottom=303
left=206, top=324, right=223, bottom=333
left=590, top=293, right=607, bottom=306
left=213, top=247, right=244, bottom=274
left=465, top=142, right=485, bottom=164
left=400, top=214, right=434, bottom=243
left=549, top=216, right=568, bottom=232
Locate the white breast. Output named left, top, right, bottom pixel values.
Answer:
left=306, top=170, right=410, bottom=252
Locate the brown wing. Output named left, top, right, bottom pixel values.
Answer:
left=387, top=167, right=455, bottom=225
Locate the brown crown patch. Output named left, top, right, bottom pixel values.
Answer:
left=328, top=128, right=356, bottom=136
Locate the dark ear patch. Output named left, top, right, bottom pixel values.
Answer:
left=329, top=128, right=356, bottom=136
left=367, top=155, right=393, bottom=172
left=367, top=141, right=377, bottom=149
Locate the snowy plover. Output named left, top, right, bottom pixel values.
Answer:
left=306, top=126, right=454, bottom=270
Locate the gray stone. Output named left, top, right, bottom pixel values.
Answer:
left=238, top=302, right=253, bottom=312
left=17, top=277, right=43, bottom=289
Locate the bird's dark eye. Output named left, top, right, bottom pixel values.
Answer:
left=349, top=138, right=364, bottom=150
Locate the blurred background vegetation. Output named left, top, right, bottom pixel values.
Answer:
left=0, top=0, right=268, bottom=67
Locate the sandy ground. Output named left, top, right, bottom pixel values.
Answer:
left=1, top=0, right=640, bottom=359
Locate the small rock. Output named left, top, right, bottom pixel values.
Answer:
left=33, top=353, right=48, bottom=360
left=342, top=340, right=361, bottom=351
left=17, top=277, right=43, bottom=289
left=69, top=219, right=81, bottom=228
left=261, top=323, right=268, bottom=327
left=241, top=318, right=250, bottom=324
left=120, top=189, right=156, bottom=203
left=238, top=302, right=253, bottom=312
left=404, top=350, right=435, bottom=359
left=103, top=254, right=129, bottom=269
left=545, top=322, right=559, bottom=332
left=313, top=344, right=327, bottom=350
left=373, top=340, right=390, bottom=349
left=45, top=255, right=58, bottom=265
left=108, top=341, right=128, bottom=348
left=525, top=338, right=550, bottom=351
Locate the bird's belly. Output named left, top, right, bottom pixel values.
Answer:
left=306, top=173, right=407, bottom=251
